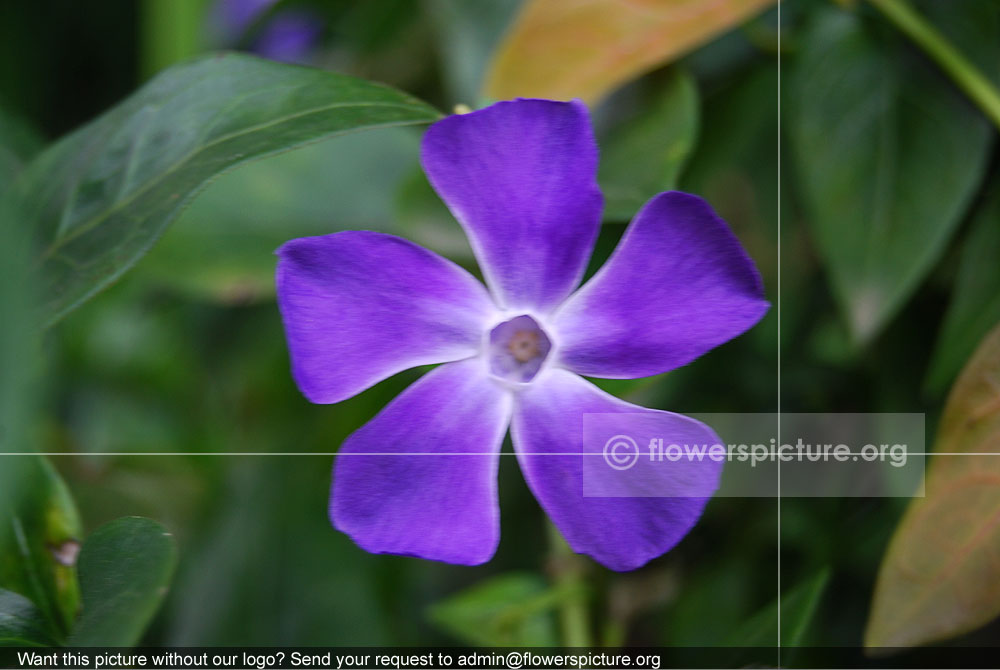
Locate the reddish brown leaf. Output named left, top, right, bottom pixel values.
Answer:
left=485, top=0, right=776, bottom=103
left=866, top=323, right=1000, bottom=648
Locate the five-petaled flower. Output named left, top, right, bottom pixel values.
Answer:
left=276, top=99, right=768, bottom=571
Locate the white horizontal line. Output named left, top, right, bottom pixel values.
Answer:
left=1, top=452, right=579, bottom=456
left=0, top=452, right=995, bottom=457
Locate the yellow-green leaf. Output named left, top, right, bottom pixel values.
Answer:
left=0, top=457, right=83, bottom=641
left=865, top=322, right=1000, bottom=648
left=484, top=0, right=775, bottom=103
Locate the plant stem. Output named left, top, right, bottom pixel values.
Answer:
left=141, top=0, right=208, bottom=79
left=868, top=0, right=1000, bottom=131
left=547, top=523, right=591, bottom=647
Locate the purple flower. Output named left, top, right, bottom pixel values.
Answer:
left=210, top=0, right=322, bottom=64
left=212, top=0, right=278, bottom=37
left=276, top=99, right=768, bottom=571
left=250, top=10, right=323, bottom=64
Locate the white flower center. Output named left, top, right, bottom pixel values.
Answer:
left=487, top=314, right=552, bottom=383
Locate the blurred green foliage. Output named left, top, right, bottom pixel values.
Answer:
left=789, top=4, right=995, bottom=344
left=0, top=0, right=998, bottom=655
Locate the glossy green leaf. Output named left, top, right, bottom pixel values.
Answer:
left=69, top=517, right=178, bottom=647
left=598, top=68, right=699, bottom=222
left=926, top=189, right=1000, bottom=394
left=725, top=568, right=829, bottom=647
left=0, top=589, right=56, bottom=647
left=9, top=52, right=440, bottom=327
left=428, top=573, right=559, bottom=646
left=866, top=323, right=1000, bottom=648
left=0, top=458, right=83, bottom=641
left=789, top=8, right=993, bottom=343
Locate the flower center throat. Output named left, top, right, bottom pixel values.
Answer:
left=488, top=314, right=552, bottom=383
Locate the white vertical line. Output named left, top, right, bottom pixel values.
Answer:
left=776, top=0, right=783, bottom=661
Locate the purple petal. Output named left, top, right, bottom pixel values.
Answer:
left=421, top=99, right=603, bottom=313
left=331, top=359, right=512, bottom=565
left=511, top=369, right=722, bottom=571
left=553, top=191, right=769, bottom=378
left=276, top=231, right=497, bottom=404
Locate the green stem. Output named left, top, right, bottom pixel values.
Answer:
left=141, top=0, right=208, bottom=79
left=547, top=523, right=591, bottom=647
left=601, top=620, right=626, bottom=648
left=868, top=0, right=1000, bottom=131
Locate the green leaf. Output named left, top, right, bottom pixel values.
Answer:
left=788, top=8, right=994, bottom=343
left=0, top=458, right=83, bottom=641
left=925, top=188, right=1000, bottom=394
left=598, top=68, right=699, bottom=222
left=10, top=52, right=440, bottom=327
left=428, top=573, right=559, bottom=646
left=0, top=589, right=56, bottom=647
left=138, top=126, right=423, bottom=302
left=725, top=568, right=830, bottom=648
left=866, top=323, right=1000, bottom=648
left=69, top=517, right=178, bottom=647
